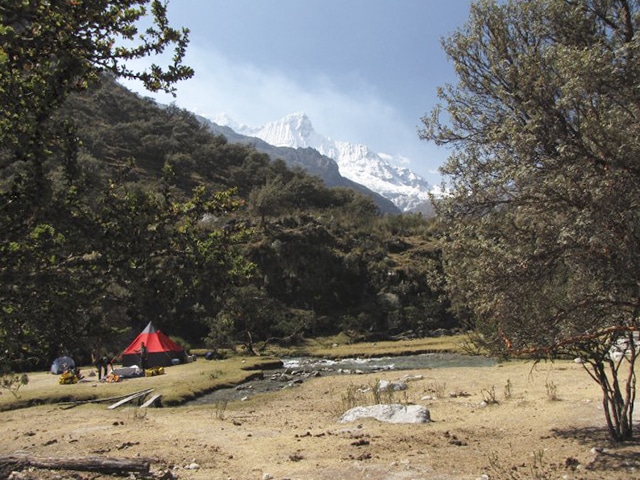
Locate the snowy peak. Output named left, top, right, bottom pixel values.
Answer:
left=220, top=113, right=433, bottom=212
left=212, top=113, right=249, bottom=133
left=273, top=112, right=316, bottom=146
left=238, top=112, right=327, bottom=150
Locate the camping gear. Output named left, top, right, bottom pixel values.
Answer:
left=59, top=371, right=79, bottom=384
left=50, top=356, right=75, bottom=375
left=121, top=321, right=186, bottom=368
left=145, top=366, right=165, bottom=377
left=105, top=372, right=121, bottom=383
left=111, top=366, right=143, bottom=378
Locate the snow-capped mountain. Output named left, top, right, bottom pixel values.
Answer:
left=216, top=112, right=432, bottom=212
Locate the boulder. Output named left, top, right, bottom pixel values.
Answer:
left=376, top=380, right=408, bottom=392
left=339, top=404, right=430, bottom=424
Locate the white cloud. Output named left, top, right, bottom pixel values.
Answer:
left=120, top=45, right=445, bottom=183
left=176, top=47, right=394, bottom=135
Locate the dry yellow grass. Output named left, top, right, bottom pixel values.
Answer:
left=1, top=338, right=638, bottom=480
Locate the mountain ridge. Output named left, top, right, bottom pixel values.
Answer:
left=215, top=112, right=434, bottom=214
left=198, top=117, right=401, bottom=215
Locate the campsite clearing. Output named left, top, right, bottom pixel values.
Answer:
left=1, top=339, right=639, bottom=479
left=0, top=355, right=277, bottom=411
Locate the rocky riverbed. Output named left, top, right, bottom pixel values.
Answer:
left=190, top=353, right=496, bottom=404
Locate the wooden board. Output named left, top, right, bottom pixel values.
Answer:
left=140, top=394, right=162, bottom=408
left=107, top=389, right=153, bottom=410
left=60, top=391, right=145, bottom=409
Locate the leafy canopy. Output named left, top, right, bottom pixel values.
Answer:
left=421, top=0, right=640, bottom=440
left=0, top=1, right=194, bottom=371
left=0, top=0, right=193, bottom=169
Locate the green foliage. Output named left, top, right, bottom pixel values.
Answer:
left=0, top=0, right=199, bottom=371
left=0, top=0, right=191, bottom=144
left=1, top=0, right=192, bottom=209
left=421, top=0, right=640, bottom=441
left=1, top=67, right=453, bottom=371
left=0, top=372, right=28, bottom=398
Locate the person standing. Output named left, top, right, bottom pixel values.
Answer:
left=95, top=355, right=109, bottom=380
left=139, top=342, right=149, bottom=370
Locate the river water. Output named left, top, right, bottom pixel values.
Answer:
left=282, top=352, right=496, bottom=373
left=189, top=353, right=496, bottom=405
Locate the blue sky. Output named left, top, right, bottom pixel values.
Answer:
left=122, top=1, right=475, bottom=184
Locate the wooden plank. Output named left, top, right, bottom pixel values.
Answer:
left=60, top=391, right=145, bottom=409
left=140, top=394, right=162, bottom=408
left=107, top=389, right=153, bottom=410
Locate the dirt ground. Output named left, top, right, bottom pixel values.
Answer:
left=1, top=359, right=639, bottom=480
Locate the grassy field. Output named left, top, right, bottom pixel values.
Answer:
left=292, top=334, right=467, bottom=358
left=4, top=335, right=633, bottom=480
left=0, top=335, right=466, bottom=412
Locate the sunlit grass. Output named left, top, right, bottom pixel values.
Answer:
left=288, top=334, right=467, bottom=359
left=0, top=335, right=468, bottom=411
left=0, top=355, right=278, bottom=411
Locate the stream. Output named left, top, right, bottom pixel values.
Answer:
left=189, top=353, right=496, bottom=405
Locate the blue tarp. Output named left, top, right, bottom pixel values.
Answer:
left=50, top=356, right=75, bottom=374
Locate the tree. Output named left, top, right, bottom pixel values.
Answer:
left=420, top=0, right=640, bottom=441
left=0, top=1, right=193, bottom=372
left=1, top=0, right=193, bottom=201
left=96, top=185, right=255, bottom=345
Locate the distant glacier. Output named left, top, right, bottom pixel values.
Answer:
left=216, top=112, right=435, bottom=214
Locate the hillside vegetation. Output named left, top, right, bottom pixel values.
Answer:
left=1, top=78, right=455, bottom=371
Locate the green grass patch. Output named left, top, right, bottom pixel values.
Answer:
left=0, top=355, right=279, bottom=412
left=0, top=335, right=468, bottom=411
left=295, top=335, right=467, bottom=359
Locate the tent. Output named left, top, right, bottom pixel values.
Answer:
left=121, top=321, right=186, bottom=368
left=50, top=356, right=75, bottom=374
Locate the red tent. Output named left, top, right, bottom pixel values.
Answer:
left=121, top=321, right=186, bottom=368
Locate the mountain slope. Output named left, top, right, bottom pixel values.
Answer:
left=199, top=118, right=400, bottom=215
left=219, top=112, right=433, bottom=213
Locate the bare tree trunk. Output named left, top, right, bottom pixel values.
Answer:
left=245, top=331, right=260, bottom=356
left=585, top=353, right=636, bottom=441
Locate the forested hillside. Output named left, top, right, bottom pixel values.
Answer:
left=1, top=78, right=455, bottom=371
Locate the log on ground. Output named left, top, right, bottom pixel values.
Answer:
left=0, top=453, right=150, bottom=476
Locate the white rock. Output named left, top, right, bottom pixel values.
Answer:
left=377, top=380, right=408, bottom=392
left=340, top=404, right=430, bottom=424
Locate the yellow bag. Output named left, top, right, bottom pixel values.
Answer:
left=145, top=366, right=165, bottom=377
left=59, top=372, right=78, bottom=384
